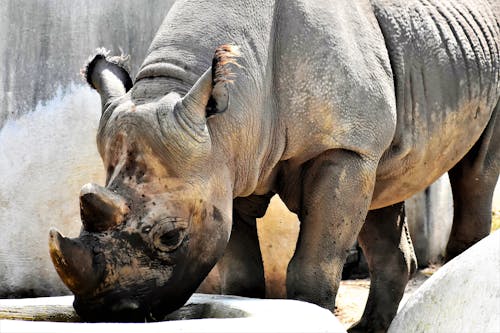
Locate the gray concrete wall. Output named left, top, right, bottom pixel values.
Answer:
left=406, top=174, right=453, bottom=266
left=0, top=0, right=175, bottom=297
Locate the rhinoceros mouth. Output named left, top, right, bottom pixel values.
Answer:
left=73, top=295, right=191, bottom=323
left=73, top=295, right=151, bottom=323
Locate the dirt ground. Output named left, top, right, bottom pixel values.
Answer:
left=335, top=268, right=436, bottom=328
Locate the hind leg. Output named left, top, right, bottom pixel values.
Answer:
left=446, top=103, right=499, bottom=260
left=350, top=203, right=417, bottom=333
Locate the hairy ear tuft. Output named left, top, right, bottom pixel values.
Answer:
left=212, top=44, right=241, bottom=85
left=80, top=48, right=133, bottom=109
left=80, top=48, right=132, bottom=90
left=207, top=44, right=242, bottom=117
left=178, top=44, right=242, bottom=123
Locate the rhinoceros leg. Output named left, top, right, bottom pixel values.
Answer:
left=446, top=101, right=499, bottom=261
left=286, top=149, right=377, bottom=312
left=351, top=203, right=417, bottom=333
left=212, top=194, right=273, bottom=298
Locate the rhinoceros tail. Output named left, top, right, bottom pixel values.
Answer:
left=212, top=44, right=241, bottom=88
left=80, top=48, right=132, bottom=91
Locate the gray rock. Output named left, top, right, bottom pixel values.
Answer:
left=388, top=231, right=500, bottom=333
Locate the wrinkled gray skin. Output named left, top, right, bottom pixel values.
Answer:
left=49, top=0, right=499, bottom=331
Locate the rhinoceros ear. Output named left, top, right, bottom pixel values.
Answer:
left=81, top=48, right=133, bottom=109
left=182, top=44, right=241, bottom=119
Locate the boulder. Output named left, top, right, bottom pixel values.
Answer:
left=388, top=231, right=500, bottom=333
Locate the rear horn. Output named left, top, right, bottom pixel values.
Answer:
left=80, top=183, right=129, bottom=232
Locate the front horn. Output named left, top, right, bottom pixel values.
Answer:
left=49, top=229, right=102, bottom=294
left=80, top=183, right=129, bottom=232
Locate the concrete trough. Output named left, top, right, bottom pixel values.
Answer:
left=0, top=294, right=346, bottom=333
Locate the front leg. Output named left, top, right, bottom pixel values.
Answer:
left=287, top=149, right=377, bottom=310
left=198, top=194, right=272, bottom=298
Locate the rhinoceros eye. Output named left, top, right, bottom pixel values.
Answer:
left=151, top=219, right=188, bottom=252
left=160, top=230, right=182, bottom=248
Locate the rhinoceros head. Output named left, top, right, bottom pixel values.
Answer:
left=49, top=45, right=240, bottom=322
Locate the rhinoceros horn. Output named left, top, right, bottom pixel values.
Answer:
left=49, top=229, right=102, bottom=294
left=80, top=183, right=129, bottom=232
left=181, top=44, right=241, bottom=120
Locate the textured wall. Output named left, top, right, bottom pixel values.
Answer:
left=0, top=0, right=175, bottom=297
left=0, top=0, right=174, bottom=127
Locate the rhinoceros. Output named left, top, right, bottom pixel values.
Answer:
left=49, top=0, right=499, bottom=331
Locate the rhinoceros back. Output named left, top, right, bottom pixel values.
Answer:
left=370, top=0, right=500, bottom=205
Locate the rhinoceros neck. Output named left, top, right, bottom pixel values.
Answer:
left=136, top=0, right=278, bottom=86
left=134, top=0, right=284, bottom=197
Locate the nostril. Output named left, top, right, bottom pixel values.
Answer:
left=111, top=299, right=140, bottom=312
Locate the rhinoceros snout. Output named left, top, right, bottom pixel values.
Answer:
left=111, top=299, right=140, bottom=312
left=73, top=296, right=149, bottom=323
